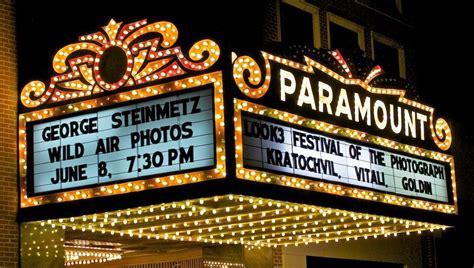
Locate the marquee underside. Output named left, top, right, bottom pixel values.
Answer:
left=25, top=194, right=449, bottom=265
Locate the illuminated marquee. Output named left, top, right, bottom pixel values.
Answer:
left=279, top=69, right=429, bottom=142
left=233, top=50, right=456, bottom=214
left=242, top=112, right=449, bottom=203
left=29, top=88, right=215, bottom=195
left=19, top=19, right=225, bottom=207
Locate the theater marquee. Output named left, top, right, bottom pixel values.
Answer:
left=29, top=88, right=215, bottom=195
left=17, top=17, right=458, bottom=256
left=233, top=51, right=456, bottom=214
left=18, top=18, right=456, bottom=217
left=19, top=19, right=225, bottom=207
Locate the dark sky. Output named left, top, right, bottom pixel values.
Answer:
left=411, top=3, right=474, bottom=210
left=411, top=2, right=469, bottom=123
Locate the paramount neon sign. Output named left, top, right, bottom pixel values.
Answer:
left=232, top=49, right=457, bottom=214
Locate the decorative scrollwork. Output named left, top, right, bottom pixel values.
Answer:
left=20, top=19, right=220, bottom=108
left=21, top=81, right=50, bottom=108
left=232, top=54, right=271, bottom=99
left=431, top=117, right=452, bottom=151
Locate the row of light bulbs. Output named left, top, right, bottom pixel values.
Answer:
left=203, top=260, right=245, bottom=268
left=32, top=194, right=448, bottom=249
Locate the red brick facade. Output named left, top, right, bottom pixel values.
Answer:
left=0, top=0, right=18, bottom=266
left=263, top=0, right=280, bottom=43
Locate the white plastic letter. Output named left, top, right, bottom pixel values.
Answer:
left=390, top=104, right=402, bottom=134
left=417, top=113, right=428, bottom=140
left=404, top=109, right=416, bottom=138
left=280, top=69, right=296, bottom=102
left=318, top=81, right=333, bottom=114
left=335, top=88, right=352, bottom=120
left=297, top=77, right=317, bottom=110
left=374, top=100, right=387, bottom=130
left=354, top=93, right=371, bottom=126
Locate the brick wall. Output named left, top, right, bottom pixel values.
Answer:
left=272, top=246, right=282, bottom=268
left=263, top=0, right=280, bottom=43
left=319, top=10, right=328, bottom=49
left=263, top=0, right=416, bottom=86
left=0, top=0, right=18, bottom=267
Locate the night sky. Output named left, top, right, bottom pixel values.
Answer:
left=411, top=2, right=469, bottom=124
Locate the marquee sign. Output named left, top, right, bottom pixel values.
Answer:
left=29, top=88, right=215, bottom=196
left=233, top=51, right=457, bottom=214
left=242, top=112, right=449, bottom=203
left=19, top=19, right=225, bottom=207
left=18, top=18, right=456, bottom=215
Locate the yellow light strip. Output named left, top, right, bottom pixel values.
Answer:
left=364, top=65, right=383, bottom=84
left=65, top=246, right=122, bottom=267
left=204, top=260, right=244, bottom=268
left=19, top=72, right=226, bottom=207
left=29, top=195, right=449, bottom=249
left=233, top=99, right=457, bottom=214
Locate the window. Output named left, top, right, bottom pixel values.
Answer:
left=372, top=33, right=406, bottom=78
left=327, top=13, right=365, bottom=53
left=279, top=0, right=321, bottom=48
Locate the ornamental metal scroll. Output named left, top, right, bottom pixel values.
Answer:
left=232, top=51, right=452, bottom=151
left=21, top=19, right=220, bottom=108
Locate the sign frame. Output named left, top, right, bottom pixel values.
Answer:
left=26, top=86, right=217, bottom=197
left=19, top=72, right=226, bottom=207
left=240, top=110, right=453, bottom=204
left=234, top=98, right=457, bottom=214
